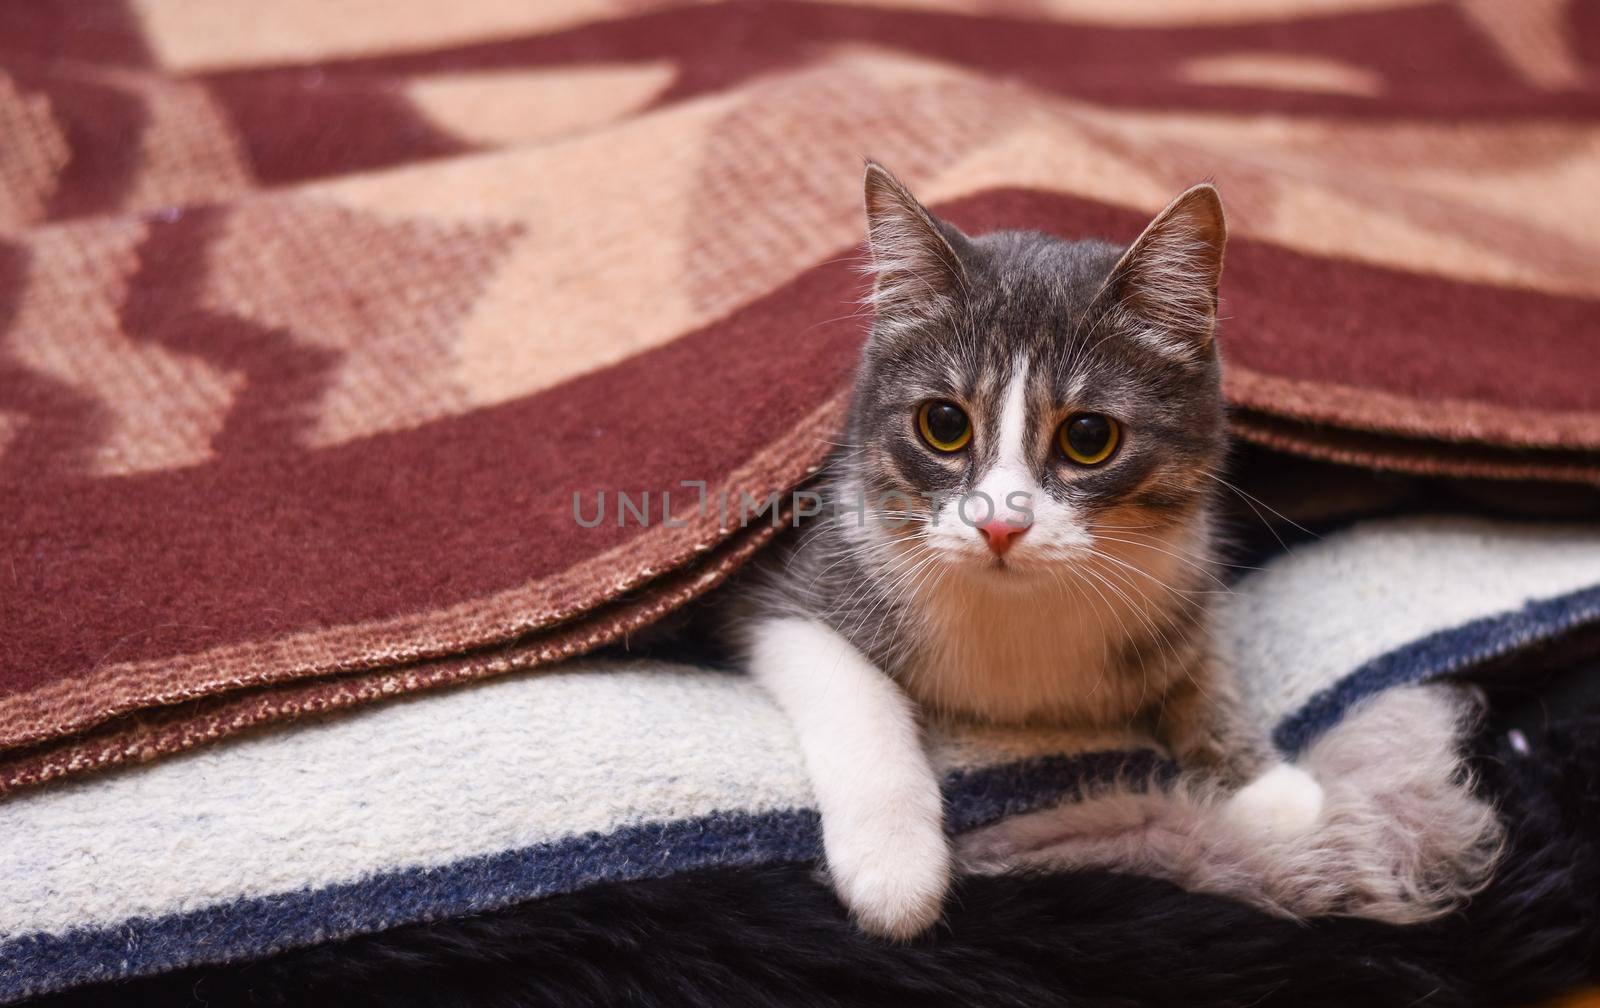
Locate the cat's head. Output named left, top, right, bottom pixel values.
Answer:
left=842, top=163, right=1228, bottom=582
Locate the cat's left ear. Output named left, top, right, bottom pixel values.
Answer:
left=1102, top=184, right=1227, bottom=357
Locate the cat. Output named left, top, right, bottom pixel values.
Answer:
left=731, top=163, right=1324, bottom=940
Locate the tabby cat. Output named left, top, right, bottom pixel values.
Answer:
left=735, top=165, right=1323, bottom=938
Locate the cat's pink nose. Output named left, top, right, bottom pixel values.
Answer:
left=979, top=520, right=1029, bottom=556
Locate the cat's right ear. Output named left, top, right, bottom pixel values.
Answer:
left=862, top=162, right=970, bottom=320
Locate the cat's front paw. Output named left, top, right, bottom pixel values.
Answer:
left=1224, top=763, right=1323, bottom=837
left=826, top=817, right=951, bottom=940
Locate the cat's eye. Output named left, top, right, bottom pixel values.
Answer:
left=1058, top=413, right=1120, bottom=466
left=917, top=400, right=972, bottom=453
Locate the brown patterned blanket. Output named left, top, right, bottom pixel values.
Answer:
left=3, top=0, right=1599, bottom=793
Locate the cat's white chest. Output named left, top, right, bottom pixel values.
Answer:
left=897, top=571, right=1165, bottom=725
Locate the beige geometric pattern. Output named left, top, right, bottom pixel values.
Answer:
left=6, top=45, right=1599, bottom=466
left=201, top=199, right=523, bottom=448
left=0, top=74, right=71, bottom=232
left=1459, top=0, right=1587, bottom=89
left=685, top=56, right=1022, bottom=312
left=801, top=0, right=1417, bottom=25
left=1178, top=52, right=1384, bottom=96
left=115, top=72, right=256, bottom=213
left=129, top=0, right=678, bottom=71
left=6, top=219, right=246, bottom=476
left=406, top=62, right=678, bottom=147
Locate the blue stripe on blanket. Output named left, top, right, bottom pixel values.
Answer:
left=0, top=750, right=1167, bottom=1002
left=1275, top=583, right=1600, bottom=755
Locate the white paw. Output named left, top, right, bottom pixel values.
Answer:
left=1225, top=764, right=1323, bottom=837
left=826, top=817, right=951, bottom=940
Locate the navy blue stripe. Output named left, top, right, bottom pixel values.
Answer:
left=0, top=750, right=1159, bottom=1003
left=1275, top=583, right=1600, bottom=755
left=943, top=748, right=1172, bottom=833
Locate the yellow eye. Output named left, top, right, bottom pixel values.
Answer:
left=1058, top=413, right=1120, bottom=465
left=917, top=400, right=972, bottom=453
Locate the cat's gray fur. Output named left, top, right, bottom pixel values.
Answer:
left=733, top=164, right=1324, bottom=939
left=959, top=683, right=1504, bottom=924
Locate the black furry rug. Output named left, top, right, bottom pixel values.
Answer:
left=27, top=686, right=1600, bottom=1008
